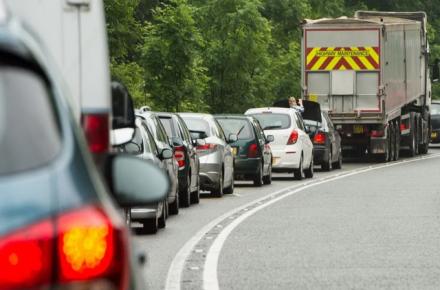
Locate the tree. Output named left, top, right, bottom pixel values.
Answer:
left=140, top=0, right=209, bottom=112
left=197, top=0, right=273, bottom=113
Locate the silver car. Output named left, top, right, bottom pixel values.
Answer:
left=180, top=113, right=235, bottom=197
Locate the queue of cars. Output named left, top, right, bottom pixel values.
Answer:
left=0, top=2, right=345, bottom=289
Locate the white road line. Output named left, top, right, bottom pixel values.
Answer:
left=166, top=154, right=440, bottom=290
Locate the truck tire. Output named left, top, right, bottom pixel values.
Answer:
left=408, top=116, right=418, bottom=157
left=394, top=119, right=400, bottom=161
left=419, top=117, right=429, bottom=154
left=388, top=122, right=395, bottom=162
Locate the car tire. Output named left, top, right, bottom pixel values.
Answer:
left=294, top=155, right=305, bottom=180
left=263, top=162, right=272, bottom=185
left=212, top=170, right=224, bottom=197
left=140, top=218, right=158, bottom=235
left=333, top=148, right=342, bottom=169
left=224, top=170, right=234, bottom=194
left=191, top=175, right=200, bottom=204
left=180, top=174, right=191, bottom=208
left=169, top=192, right=179, bottom=215
left=322, top=151, right=332, bottom=171
left=253, top=163, right=263, bottom=187
left=305, top=158, right=314, bottom=178
left=158, top=202, right=166, bottom=229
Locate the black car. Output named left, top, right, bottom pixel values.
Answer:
left=304, top=111, right=342, bottom=171
left=431, top=100, right=440, bottom=143
left=215, top=115, right=274, bottom=186
left=158, top=112, right=201, bottom=206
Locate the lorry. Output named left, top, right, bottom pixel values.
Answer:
left=301, top=11, right=432, bottom=161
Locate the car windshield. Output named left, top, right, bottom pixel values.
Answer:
left=0, top=66, right=61, bottom=175
left=432, top=103, right=440, bottom=115
left=216, top=118, right=253, bottom=140
left=181, top=117, right=212, bottom=137
left=251, top=113, right=291, bottom=130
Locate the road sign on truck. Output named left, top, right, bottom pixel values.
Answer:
left=301, top=12, right=432, bottom=161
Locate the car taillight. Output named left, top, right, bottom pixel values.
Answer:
left=0, top=220, right=53, bottom=290
left=174, top=146, right=186, bottom=168
left=287, top=130, right=299, bottom=145
left=248, top=143, right=259, bottom=158
left=0, top=206, right=128, bottom=290
left=313, top=132, right=326, bottom=144
left=197, top=143, right=217, bottom=151
left=370, top=130, right=385, bottom=137
left=82, top=113, right=110, bottom=154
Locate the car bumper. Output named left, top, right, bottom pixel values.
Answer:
left=199, top=163, right=221, bottom=190
left=131, top=205, right=158, bottom=220
left=271, top=146, right=301, bottom=172
left=234, top=157, right=260, bottom=180
left=313, top=146, right=329, bottom=165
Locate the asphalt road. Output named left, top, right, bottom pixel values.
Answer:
left=134, top=146, right=440, bottom=290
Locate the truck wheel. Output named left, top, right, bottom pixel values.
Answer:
left=389, top=122, right=396, bottom=162
left=408, top=117, right=417, bottom=157
left=394, top=120, right=400, bottom=161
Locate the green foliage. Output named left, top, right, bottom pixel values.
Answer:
left=139, top=0, right=209, bottom=112
left=104, top=0, right=440, bottom=112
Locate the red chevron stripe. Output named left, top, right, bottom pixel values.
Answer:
left=306, top=47, right=326, bottom=70
left=359, top=47, right=380, bottom=69
left=318, top=47, right=341, bottom=70
left=352, top=56, right=367, bottom=70
left=333, top=57, right=352, bottom=70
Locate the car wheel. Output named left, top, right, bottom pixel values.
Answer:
left=224, top=169, right=234, bottom=194
left=180, top=174, right=191, bottom=208
left=253, top=163, right=263, bottom=187
left=322, top=151, right=332, bottom=171
left=294, top=155, right=305, bottom=180
left=158, top=202, right=166, bottom=229
left=333, top=148, right=342, bottom=169
left=169, top=191, right=179, bottom=215
left=305, top=158, right=314, bottom=178
left=263, top=162, right=272, bottom=185
left=191, top=175, right=200, bottom=204
left=212, top=170, right=224, bottom=197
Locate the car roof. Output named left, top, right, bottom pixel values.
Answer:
left=179, top=112, right=213, bottom=120
left=245, top=107, right=297, bottom=114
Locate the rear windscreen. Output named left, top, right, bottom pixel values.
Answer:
left=181, top=117, right=212, bottom=137
left=0, top=66, right=61, bottom=175
left=250, top=113, right=291, bottom=130
left=216, top=118, right=253, bottom=140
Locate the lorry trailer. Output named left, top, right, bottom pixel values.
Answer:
left=301, top=11, right=431, bottom=161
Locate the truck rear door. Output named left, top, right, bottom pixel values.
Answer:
left=304, top=28, right=381, bottom=115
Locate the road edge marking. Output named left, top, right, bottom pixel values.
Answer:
left=165, top=154, right=440, bottom=290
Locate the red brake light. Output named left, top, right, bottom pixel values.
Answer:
left=287, top=130, right=299, bottom=145
left=313, top=132, right=326, bottom=144
left=196, top=143, right=217, bottom=151
left=82, top=113, right=110, bottom=154
left=0, top=221, right=53, bottom=290
left=0, top=206, right=128, bottom=290
left=174, top=146, right=186, bottom=168
left=248, top=143, right=259, bottom=158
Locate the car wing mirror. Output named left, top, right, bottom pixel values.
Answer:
left=265, top=135, right=274, bottom=143
left=160, top=148, right=173, bottom=159
left=228, top=133, right=238, bottom=143
left=106, top=154, right=169, bottom=206
left=110, top=81, right=136, bottom=146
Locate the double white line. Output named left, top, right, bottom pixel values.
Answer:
left=166, top=153, right=440, bottom=290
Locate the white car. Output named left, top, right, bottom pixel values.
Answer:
left=245, top=107, right=314, bottom=180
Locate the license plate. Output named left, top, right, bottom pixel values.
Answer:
left=353, top=125, right=364, bottom=134
left=432, top=132, right=438, bottom=139
left=272, top=157, right=280, bottom=165
left=232, top=147, right=238, bottom=156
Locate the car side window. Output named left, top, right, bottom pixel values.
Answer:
left=294, top=112, right=305, bottom=131
left=253, top=120, right=265, bottom=143
left=142, top=123, right=159, bottom=155
left=154, top=116, right=171, bottom=144
left=214, top=119, right=227, bottom=141
left=324, top=114, right=334, bottom=131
